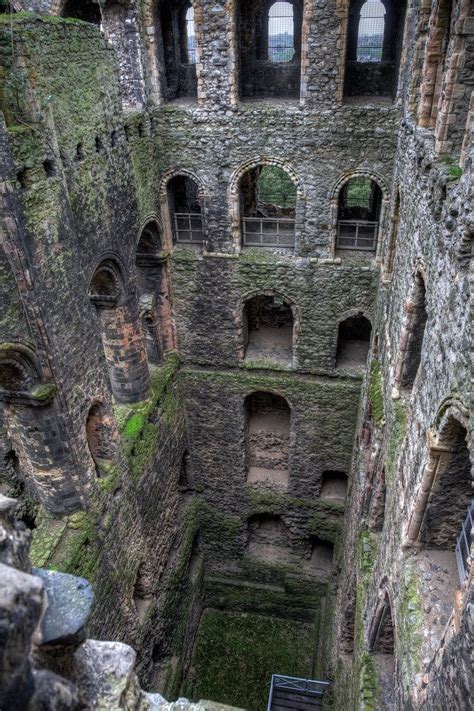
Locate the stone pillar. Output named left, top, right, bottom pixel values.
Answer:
left=97, top=299, right=150, bottom=404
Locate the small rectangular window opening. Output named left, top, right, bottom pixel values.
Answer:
left=268, top=2, right=294, bottom=63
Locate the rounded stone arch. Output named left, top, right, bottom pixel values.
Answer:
left=158, top=168, right=209, bottom=250
left=244, top=388, right=294, bottom=413
left=404, top=397, right=471, bottom=547
left=0, top=343, right=40, bottom=393
left=329, top=170, right=389, bottom=259
left=136, top=215, right=164, bottom=254
left=229, top=156, right=306, bottom=252
left=433, top=398, right=469, bottom=440
left=334, top=309, right=373, bottom=369
left=368, top=580, right=397, bottom=653
left=88, top=254, right=128, bottom=309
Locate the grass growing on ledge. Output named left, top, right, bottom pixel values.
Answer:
left=182, top=609, right=315, bottom=711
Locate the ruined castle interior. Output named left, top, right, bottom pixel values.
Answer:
left=0, top=0, right=472, bottom=709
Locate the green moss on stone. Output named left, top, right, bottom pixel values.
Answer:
left=182, top=609, right=315, bottom=711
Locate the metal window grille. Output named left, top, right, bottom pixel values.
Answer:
left=267, top=675, right=330, bottom=711
left=268, top=1, right=294, bottom=63
left=344, top=176, right=373, bottom=210
left=337, top=220, right=378, bottom=251
left=357, top=0, right=385, bottom=62
left=242, top=217, right=295, bottom=247
left=455, top=501, right=474, bottom=586
left=174, top=212, right=203, bottom=243
left=185, top=5, right=196, bottom=64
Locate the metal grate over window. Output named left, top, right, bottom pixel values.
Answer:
left=343, top=176, right=374, bottom=210
left=357, top=0, right=385, bottom=62
left=268, top=1, right=294, bottom=63
left=185, top=5, right=196, bottom=64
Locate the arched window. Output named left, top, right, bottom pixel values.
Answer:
left=61, top=0, right=101, bottom=24
left=357, top=0, right=385, bottom=62
left=157, top=0, right=197, bottom=100
left=368, top=591, right=395, bottom=694
left=344, top=0, right=406, bottom=98
left=242, top=293, right=294, bottom=365
left=239, top=0, right=302, bottom=98
left=337, top=177, right=382, bottom=251
left=336, top=314, right=372, bottom=368
left=183, top=4, right=196, bottom=64
left=398, top=273, right=427, bottom=390
left=308, top=536, right=334, bottom=575
left=86, top=402, right=118, bottom=477
left=267, top=2, right=294, bottom=63
left=89, top=259, right=150, bottom=403
left=240, top=165, right=297, bottom=248
left=245, top=391, right=291, bottom=489
left=167, top=175, right=203, bottom=244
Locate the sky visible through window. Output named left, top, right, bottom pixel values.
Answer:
left=268, top=1, right=294, bottom=63
left=186, top=5, right=196, bottom=64
left=357, top=0, right=385, bottom=62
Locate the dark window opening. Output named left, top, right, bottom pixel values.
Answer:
left=320, top=471, right=348, bottom=501
left=86, top=402, right=117, bottom=476
left=240, top=165, right=297, bottom=248
left=0, top=361, right=31, bottom=392
left=141, top=312, right=161, bottom=365
left=61, top=0, right=101, bottom=24
left=89, top=263, right=122, bottom=306
left=336, top=314, right=372, bottom=368
left=157, top=0, right=197, bottom=101
left=308, top=536, right=334, bottom=575
left=239, top=0, right=302, bottom=98
left=337, top=177, right=382, bottom=252
left=168, top=175, right=203, bottom=244
left=43, top=159, right=56, bottom=178
left=75, top=143, right=84, bottom=162
left=133, top=562, right=152, bottom=624
left=179, top=450, right=193, bottom=491
left=245, top=391, right=290, bottom=489
left=243, top=294, right=294, bottom=364
left=110, top=130, right=118, bottom=147
left=95, top=136, right=104, bottom=153
left=344, top=0, right=406, bottom=99
left=399, top=273, right=427, bottom=389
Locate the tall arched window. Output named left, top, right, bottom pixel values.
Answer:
left=245, top=392, right=291, bottom=489
left=337, top=176, right=382, bottom=251
left=239, top=0, right=302, bottom=98
left=267, top=2, right=294, bottom=63
left=240, top=165, right=297, bottom=249
left=183, top=4, right=196, bottom=64
left=344, top=0, right=406, bottom=98
left=357, top=0, right=385, bottom=62
left=157, top=0, right=197, bottom=101
left=167, top=175, right=203, bottom=244
left=242, top=293, right=294, bottom=365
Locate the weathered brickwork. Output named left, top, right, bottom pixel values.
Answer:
left=0, top=1, right=472, bottom=709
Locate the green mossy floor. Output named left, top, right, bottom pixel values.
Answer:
left=182, top=609, right=315, bottom=711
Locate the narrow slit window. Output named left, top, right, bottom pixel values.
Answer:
left=268, top=2, right=294, bottom=63
left=185, top=5, right=196, bottom=64
left=357, top=0, right=385, bottom=62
